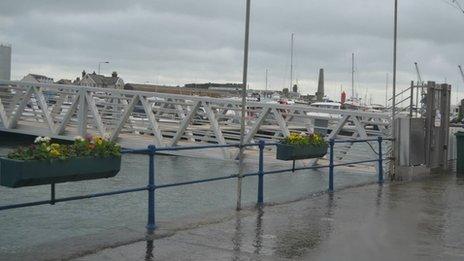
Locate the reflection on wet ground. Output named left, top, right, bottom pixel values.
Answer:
left=72, top=174, right=464, bottom=261
left=145, top=239, right=154, bottom=261
left=0, top=133, right=378, bottom=257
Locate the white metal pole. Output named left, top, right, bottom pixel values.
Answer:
left=352, top=53, right=355, bottom=100
left=290, top=33, right=294, bottom=90
left=98, top=61, right=109, bottom=75
left=237, top=0, right=251, bottom=210
left=386, top=73, right=389, bottom=107
left=265, top=68, right=268, bottom=91
left=458, top=65, right=464, bottom=109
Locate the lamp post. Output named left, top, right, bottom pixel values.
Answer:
left=237, top=0, right=251, bottom=210
left=98, top=61, right=109, bottom=75
left=391, top=0, right=398, bottom=179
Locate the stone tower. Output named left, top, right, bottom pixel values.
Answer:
left=316, top=68, right=324, bottom=101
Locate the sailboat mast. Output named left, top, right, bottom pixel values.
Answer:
left=351, top=52, right=355, bottom=100
left=459, top=65, right=464, bottom=105
left=290, top=33, right=294, bottom=90
left=385, top=73, right=389, bottom=107
left=265, top=68, right=269, bottom=91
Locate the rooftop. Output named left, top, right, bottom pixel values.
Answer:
left=28, top=74, right=53, bottom=81
left=85, top=72, right=120, bottom=87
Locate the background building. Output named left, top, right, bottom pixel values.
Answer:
left=184, top=82, right=241, bottom=93
left=0, top=44, right=11, bottom=80
left=124, top=83, right=230, bottom=98
left=55, top=79, right=72, bottom=85
left=78, top=71, right=124, bottom=89
left=20, top=73, right=54, bottom=83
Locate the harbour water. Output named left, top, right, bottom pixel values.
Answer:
left=0, top=133, right=377, bottom=256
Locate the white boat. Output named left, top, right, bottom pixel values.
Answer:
left=365, top=104, right=386, bottom=113
left=306, top=102, right=343, bottom=120
left=342, top=100, right=363, bottom=110
left=310, top=102, right=342, bottom=110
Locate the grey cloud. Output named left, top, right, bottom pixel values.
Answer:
left=0, top=0, right=463, bottom=104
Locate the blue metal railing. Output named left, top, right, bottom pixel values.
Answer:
left=0, top=137, right=392, bottom=233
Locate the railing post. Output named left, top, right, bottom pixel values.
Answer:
left=50, top=182, right=56, bottom=205
left=77, top=88, right=88, bottom=137
left=329, top=139, right=335, bottom=192
left=257, top=140, right=265, bottom=206
left=377, top=136, right=384, bottom=184
left=146, top=145, right=157, bottom=233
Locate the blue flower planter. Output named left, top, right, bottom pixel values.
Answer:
left=0, top=156, right=121, bottom=188
left=276, top=143, right=328, bottom=160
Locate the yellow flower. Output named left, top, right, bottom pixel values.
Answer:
left=93, top=136, right=103, bottom=145
left=50, top=149, right=60, bottom=157
left=50, top=143, right=60, bottom=149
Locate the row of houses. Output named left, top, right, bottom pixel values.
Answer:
left=19, top=72, right=244, bottom=98
left=20, top=70, right=124, bottom=89
left=19, top=71, right=304, bottom=101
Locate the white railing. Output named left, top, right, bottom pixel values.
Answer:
left=0, top=80, right=391, bottom=159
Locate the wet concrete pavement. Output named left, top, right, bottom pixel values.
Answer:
left=71, top=174, right=464, bottom=261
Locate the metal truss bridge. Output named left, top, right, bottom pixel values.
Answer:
left=0, top=80, right=391, bottom=160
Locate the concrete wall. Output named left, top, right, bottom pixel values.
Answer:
left=0, top=44, right=11, bottom=80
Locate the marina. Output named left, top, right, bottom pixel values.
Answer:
left=0, top=0, right=464, bottom=260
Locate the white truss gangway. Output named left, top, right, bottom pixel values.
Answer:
left=0, top=80, right=391, bottom=160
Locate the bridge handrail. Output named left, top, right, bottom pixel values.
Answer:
left=0, top=137, right=390, bottom=232
left=0, top=80, right=392, bottom=119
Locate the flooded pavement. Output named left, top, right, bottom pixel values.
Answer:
left=0, top=133, right=460, bottom=260
left=69, top=174, right=464, bottom=261
left=0, top=133, right=378, bottom=258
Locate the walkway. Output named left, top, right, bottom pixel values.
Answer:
left=72, top=174, right=464, bottom=261
left=0, top=80, right=390, bottom=160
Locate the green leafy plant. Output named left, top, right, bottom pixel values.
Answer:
left=7, top=135, right=121, bottom=160
left=281, top=132, right=326, bottom=146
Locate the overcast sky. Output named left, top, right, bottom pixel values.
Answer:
left=0, top=0, right=463, bottom=104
